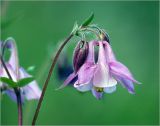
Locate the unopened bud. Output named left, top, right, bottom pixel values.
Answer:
left=73, top=41, right=89, bottom=73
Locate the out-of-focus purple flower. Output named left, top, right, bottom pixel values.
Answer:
left=0, top=38, right=41, bottom=102
left=62, top=40, right=140, bottom=99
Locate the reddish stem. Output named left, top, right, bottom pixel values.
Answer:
left=32, top=34, right=73, bottom=125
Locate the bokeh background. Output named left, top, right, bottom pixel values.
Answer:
left=1, top=1, right=159, bottom=125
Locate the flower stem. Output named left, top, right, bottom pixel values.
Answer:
left=32, top=34, right=74, bottom=125
left=0, top=55, right=23, bottom=126
left=16, top=88, right=23, bottom=126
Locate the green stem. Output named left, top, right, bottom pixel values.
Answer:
left=81, top=27, right=101, bottom=40
left=32, top=34, right=74, bottom=125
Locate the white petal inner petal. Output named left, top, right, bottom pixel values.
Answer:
left=104, top=86, right=116, bottom=93
left=93, top=63, right=117, bottom=87
left=74, top=81, right=92, bottom=92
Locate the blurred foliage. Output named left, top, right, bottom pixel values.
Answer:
left=1, top=1, right=159, bottom=125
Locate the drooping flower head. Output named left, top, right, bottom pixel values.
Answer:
left=61, top=38, right=140, bottom=99
left=0, top=38, right=41, bottom=102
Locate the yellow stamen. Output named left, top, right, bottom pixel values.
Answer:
left=94, top=86, right=104, bottom=92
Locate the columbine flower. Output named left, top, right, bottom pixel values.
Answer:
left=61, top=40, right=140, bottom=99
left=0, top=38, right=41, bottom=102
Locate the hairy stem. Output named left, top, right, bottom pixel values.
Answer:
left=32, top=34, right=74, bottom=125
left=0, top=56, right=23, bottom=126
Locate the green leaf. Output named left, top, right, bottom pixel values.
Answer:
left=0, top=77, right=17, bottom=88
left=81, top=13, right=94, bottom=27
left=71, top=21, right=79, bottom=35
left=17, top=77, right=34, bottom=87
left=27, top=66, right=35, bottom=72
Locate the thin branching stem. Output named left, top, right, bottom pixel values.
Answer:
left=32, top=34, right=74, bottom=125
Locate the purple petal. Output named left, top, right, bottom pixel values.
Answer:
left=62, top=41, right=96, bottom=89
left=91, top=88, right=103, bottom=100
left=97, top=41, right=107, bottom=64
left=109, top=61, right=140, bottom=84
left=103, top=41, right=116, bottom=61
left=22, top=82, right=41, bottom=100
left=19, top=67, right=41, bottom=100
left=114, top=76, right=135, bottom=94
left=0, top=63, right=18, bottom=82
left=6, top=38, right=19, bottom=75
left=75, top=41, right=97, bottom=85
left=85, top=41, right=95, bottom=63
left=58, top=72, right=77, bottom=90
left=77, top=62, right=96, bottom=84
left=104, top=86, right=116, bottom=93
left=93, top=41, right=117, bottom=88
left=93, top=63, right=117, bottom=88
left=74, top=81, right=92, bottom=92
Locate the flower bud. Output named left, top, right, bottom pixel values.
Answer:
left=73, top=41, right=89, bottom=73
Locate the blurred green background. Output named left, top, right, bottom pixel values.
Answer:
left=1, top=1, right=159, bottom=125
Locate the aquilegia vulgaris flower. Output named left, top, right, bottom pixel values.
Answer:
left=60, top=40, right=140, bottom=99
left=0, top=38, right=41, bottom=102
